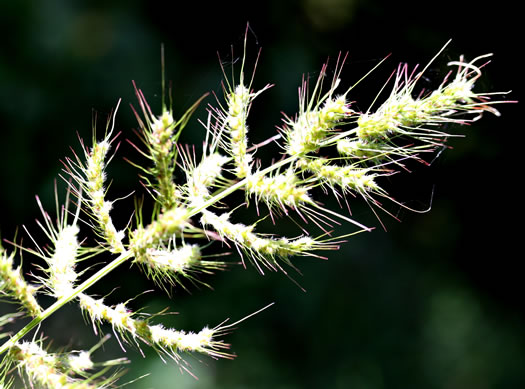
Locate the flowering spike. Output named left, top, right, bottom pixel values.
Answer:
left=356, top=55, right=501, bottom=144
left=131, top=83, right=208, bottom=211
left=283, top=58, right=355, bottom=158
left=77, top=293, right=233, bottom=365
left=0, top=245, right=42, bottom=318
left=64, top=104, right=125, bottom=254
left=214, top=36, right=272, bottom=179
left=246, top=169, right=313, bottom=211
left=6, top=339, right=125, bottom=389
left=200, top=210, right=337, bottom=273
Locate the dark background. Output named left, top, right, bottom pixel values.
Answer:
left=1, top=1, right=522, bottom=388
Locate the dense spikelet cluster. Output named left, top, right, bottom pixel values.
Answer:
left=184, top=152, right=230, bottom=208
left=77, top=293, right=232, bottom=366
left=65, top=119, right=125, bottom=254
left=246, top=169, right=313, bottom=210
left=0, top=244, right=41, bottom=318
left=285, top=86, right=354, bottom=156
left=214, top=46, right=272, bottom=180
left=0, top=34, right=511, bottom=388
left=5, top=338, right=126, bottom=389
left=302, top=157, right=383, bottom=197
left=10, top=341, right=97, bottom=389
left=224, top=84, right=254, bottom=178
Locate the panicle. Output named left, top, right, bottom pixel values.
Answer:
left=0, top=37, right=512, bottom=388
left=23, top=188, right=91, bottom=300
left=132, top=91, right=179, bottom=210
left=141, top=244, right=202, bottom=275
left=215, top=81, right=272, bottom=179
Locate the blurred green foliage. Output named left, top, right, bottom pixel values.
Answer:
left=1, top=1, right=522, bottom=388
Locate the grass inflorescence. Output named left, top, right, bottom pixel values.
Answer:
left=0, top=32, right=512, bottom=388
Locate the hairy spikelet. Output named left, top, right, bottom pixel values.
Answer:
left=0, top=245, right=41, bottom=318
